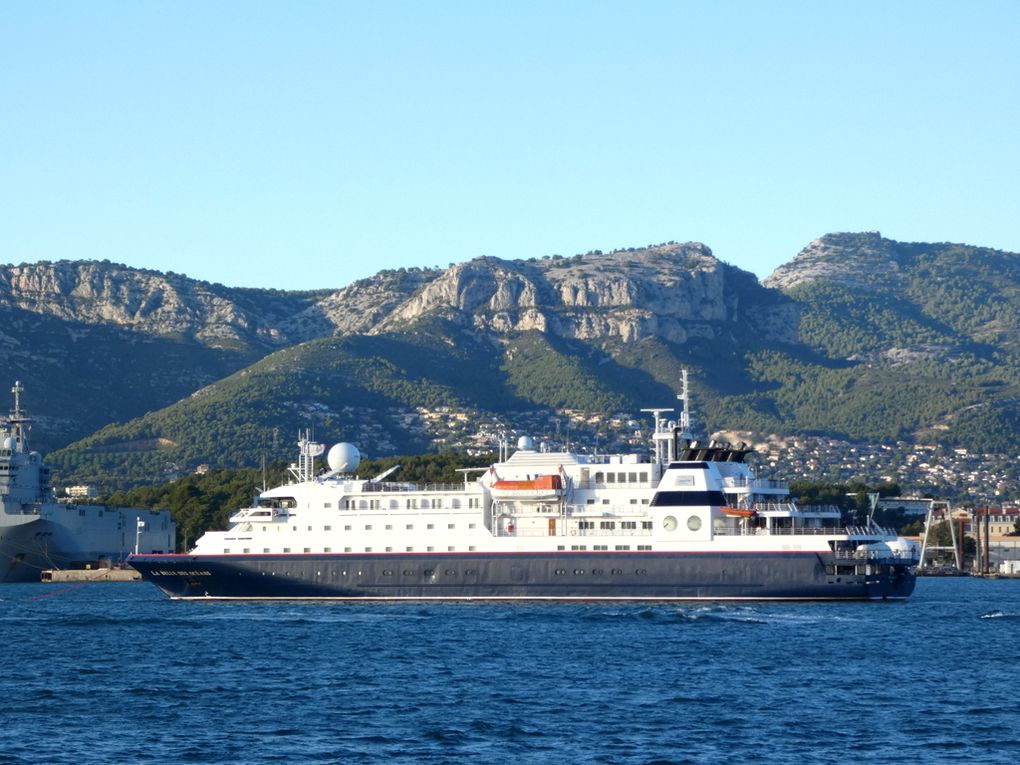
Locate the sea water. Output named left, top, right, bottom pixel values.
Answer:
left=0, top=578, right=1018, bottom=764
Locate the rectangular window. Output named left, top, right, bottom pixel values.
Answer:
left=283, top=548, right=290, bottom=553
left=242, top=548, right=250, bottom=554
left=641, top=521, right=653, bottom=529
left=468, top=523, right=476, bottom=529
left=324, top=525, right=332, bottom=531
left=600, top=521, right=616, bottom=530
left=427, top=546, right=435, bottom=552
left=263, top=548, right=270, bottom=553
left=303, top=547, right=311, bottom=553
left=594, top=545, right=608, bottom=551
left=447, top=546, right=455, bottom=552
left=344, top=525, right=352, bottom=531
left=448, top=523, right=455, bottom=529
left=468, top=546, right=476, bottom=552
left=621, top=521, right=637, bottom=529
left=385, top=546, right=393, bottom=552
left=557, top=545, right=566, bottom=551
left=365, top=525, right=373, bottom=530
left=385, top=524, right=393, bottom=530
left=637, top=545, right=652, bottom=551
left=606, top=473, right=616, bottom=483
left=344, top=547, right=352, bottom=552
left=570, top=545, right=587, bottom=551
left=324, top=547, right=331, bottom=553
left=406, top=524, right=414, bottom=530
left=639, top=472, right=648, bottom=483
left=586, top=499, right=595, bottom=505
left=615, top=545, right=630, bottom=551
left=406, top=546, right=414, bottom=552
left=427, top=523, right=435, bottom=530
left=365, top=547, right=372, bottom=552
left=602, top=499, right=610, bottom=504
left=324, top=503, right=332, bottom=509
left=628, top=472, right=637, bottom=483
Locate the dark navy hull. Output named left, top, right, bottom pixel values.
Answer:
left=130, top=551, right=916, bottom=601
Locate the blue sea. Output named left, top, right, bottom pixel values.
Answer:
left=1, top=579, right=1018, bottom=765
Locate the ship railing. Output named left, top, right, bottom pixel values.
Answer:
left=497, top=528, right=654, bottom=538
left=571, top=480, right=658, bottom=491
left=721, top=477, right=788, bottom=491
left=361, top=481, right=479, bottom=493
left=713, top=525, right=849, bottom=537
left=831, top=548, right=920, bottom=562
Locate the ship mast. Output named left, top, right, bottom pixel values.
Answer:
left=8, top=380, right=29, bottom=453
left=289, top=430, right=323, bottom=483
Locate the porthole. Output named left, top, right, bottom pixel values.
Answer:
left=464, top=569, right=476, bottom=575
left=403, top=570, right=414, bottom=576
left=687, top=515, right=702, bottom=531
left=382, top=570, right=393, bottom=576
left=611, top=568, right=623, bottom=575
left=423, top=569, right=434, bottom=576
left=663, top=515, right=678, bottom=531
left=573, top=569, right=585, bottom=575
left=444, top=569, right=457, bottom=576
left=555, top=568, right=567, bottom=575
left=635, top=568, right=647, bottom=575
left=592, top=568, right=603, bottom=575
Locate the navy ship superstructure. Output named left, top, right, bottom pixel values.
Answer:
left=0, top=382, right=175, bottom=582
left=131, top=374, right=919, bottom=601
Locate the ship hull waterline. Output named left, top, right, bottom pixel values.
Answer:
left=130, top=551, right=916, bottom=602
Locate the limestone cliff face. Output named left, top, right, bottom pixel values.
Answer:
left=0, top=261, right=313, bottom=348
left=297, top=243, right=789, bottom=345
left=763, top=232, right=902, bottom=292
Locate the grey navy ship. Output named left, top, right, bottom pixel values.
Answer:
left=131, top=373, right=919, bottom=601
left=0, top=382, right=175, bottom=582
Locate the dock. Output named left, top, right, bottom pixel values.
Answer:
left=41, top=567, right=141, bottom=583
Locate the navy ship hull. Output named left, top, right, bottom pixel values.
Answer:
left=130, top=551, right=916, bottom=601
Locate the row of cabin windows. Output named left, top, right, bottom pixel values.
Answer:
left=594, top=471, right=649, bottom=484
left=556, top=544, right=652, bottom=551
left=281, top=523, right=478, bottom=532
left=341, top=498, right=481, bottom=510
left=227, top=546, right=479, bottom=554
left=586, top=498, right=650, bottom=505
left=576, top=520, right=654, bottom=530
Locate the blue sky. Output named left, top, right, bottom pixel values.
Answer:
left=2, top=1, right=1017, bottom=290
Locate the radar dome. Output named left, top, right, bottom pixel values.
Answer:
left=2, top=437, right=14, bottom=450
left=327, top=442, right=361, bottom=474
left=516, top=435, right=535, bottom=451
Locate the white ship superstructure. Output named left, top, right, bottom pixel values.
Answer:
left=132, top=375, right=919, bottom=601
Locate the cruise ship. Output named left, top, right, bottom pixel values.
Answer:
left=131, top=374, right=919, bottom=601
left=0, top=382, right=175, bottom=582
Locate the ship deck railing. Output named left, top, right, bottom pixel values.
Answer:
left=498, top=528, right=653, bottom=538
left=721, top=477, right=789, bottom=491
left=714, top=525, right=893, bottom=537
left=359, top=481, right=481, bottom=493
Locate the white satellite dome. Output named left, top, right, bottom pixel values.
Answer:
left=2, top=436, right=14, bottom=450
left=516, top=435, right=535, bottom=451
left=327, top=442, right=361, bottom=474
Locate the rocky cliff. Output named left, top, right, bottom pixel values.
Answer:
left=292, top=243, right=798, bottom=345
left=0, top=260, right=320, bottom=349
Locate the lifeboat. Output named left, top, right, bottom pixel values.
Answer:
left=721, top=506, right=755, bottom=517
left=490, top=474, right=565, bottom=500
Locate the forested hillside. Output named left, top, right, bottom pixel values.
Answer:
left=13, top=232, right=1020, bottom=493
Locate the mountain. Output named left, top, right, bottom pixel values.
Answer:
left=9, top=233, right=1020, bottom=492
left=0, top=260, right=331, bottom=450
